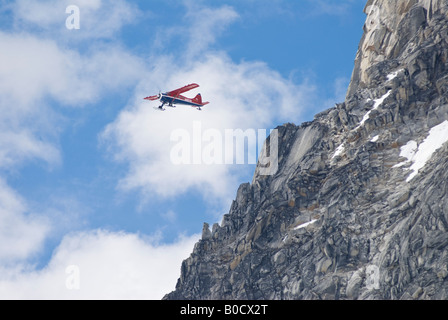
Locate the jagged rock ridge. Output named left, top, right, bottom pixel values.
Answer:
left=164, top=0, right=448, bottom=300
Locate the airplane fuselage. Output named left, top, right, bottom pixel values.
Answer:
left=160, top=94, right=203, bottom=107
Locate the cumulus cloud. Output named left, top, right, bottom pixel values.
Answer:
left=102, top=4, right=316, bottom=207
left=0, top=30, right=145, bottom=169
left=0, top=179, right=50, bottom=263
left=12, top=0, right=141, bottom=39
left=0, top=2, right=169, bottom=300
left=0, top=31, right=144, bottom=108
left=0, top=130, right=60, bottom=169
left=0, top=230, right=199, bottom=299
left=0, top=0, right=320, bottom=300
left=182, top=3, right=239, bottom=60
left=103, top=52, right=315, bottom=204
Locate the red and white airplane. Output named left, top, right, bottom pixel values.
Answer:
left=144, top=83, right=209, bottom=111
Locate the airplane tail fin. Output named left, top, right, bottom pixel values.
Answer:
left=193, top=93, right=209, bottom=106
left=193, top=93, right=203, bottom=104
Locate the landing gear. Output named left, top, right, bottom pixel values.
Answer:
left=153, top=102, right=166, bottom=111
left=197, top=107, right=202, bottom=111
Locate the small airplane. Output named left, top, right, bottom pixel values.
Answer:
left=144, top=83, right=209, bottom=111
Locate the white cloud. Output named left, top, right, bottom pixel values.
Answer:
left=0, top=0, right=323, bottom=300
left=0, top=179, right=50, bottom=263
left=0, top=5, right=157, bottom=299
left=0, top=30, right=145, bottom=169
left=0, top=130, right=60, bottom=168
left=102, top=52, right=315, bottom=206
left=182, top=3, right=239, bottom=60
left=152, top=3, right=238, bottom=62
left=12, top=0, right=141, bottom=39
left=102, top=2, right=316, bottom=206
left=0, top=31, right=144, bottom=108
left=0, top=230, right=199, bottom=300
left=0, top=0, right=208, bottom=301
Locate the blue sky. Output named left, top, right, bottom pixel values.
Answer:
left=0, top=0, right=366, bottom=299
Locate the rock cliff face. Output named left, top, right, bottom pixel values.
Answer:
left=165, top=0, right=448, bottom=300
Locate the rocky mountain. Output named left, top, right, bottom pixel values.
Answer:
left=164, top=0, right=448, bottom=300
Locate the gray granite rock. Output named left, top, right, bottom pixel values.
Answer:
left=164, top=0, right=448, bottom=300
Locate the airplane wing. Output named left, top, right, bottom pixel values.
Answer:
left=144, top=95, right=160, bottom=101
left=166, top=83, right=199, bottom=97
